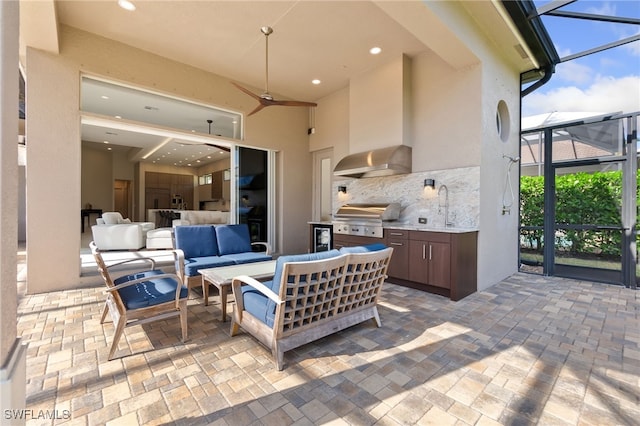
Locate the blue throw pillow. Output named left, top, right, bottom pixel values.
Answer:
left=174, top=225, right=218, bottom=258
left=216, top=224, right=252, bottom=255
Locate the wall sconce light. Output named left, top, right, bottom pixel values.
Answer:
left=338, top=185, right=347, bottom=194
left=424, top=179, right=435, bottom=189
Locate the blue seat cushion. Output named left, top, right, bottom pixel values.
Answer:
left=114, top=270, right=188, bottom=310
left=241, top=286, right=274, bottom=327
left=183, top=256, right=235, bottom=277
left=215, top=224, right=252, bottom=255
left=339, top=243, right=387, bottom=253
left=242, top=249, right=342, bottom=328
left=220, top=252, right=272, bottom=264
left=175, top=225, right=218, bottom=258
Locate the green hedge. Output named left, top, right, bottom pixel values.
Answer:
left=520, top=171, right=635, bottom=257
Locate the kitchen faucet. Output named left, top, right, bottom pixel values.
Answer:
left=438, top=184, right=453, bottom=227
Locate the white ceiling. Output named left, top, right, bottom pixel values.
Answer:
left=20, top=0, right=526, bottom=167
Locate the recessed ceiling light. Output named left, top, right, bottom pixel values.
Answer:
left=103, top=141, right=109, bottom=144
left=118, top=0, right=136, bottom=11
left=107, top=147, right=112, bottom=151
left=101, top=95, right=109, bottom=100
left=369, top=46, right=382, bottom=55
left=312, top=79, right=321, bottom=85
left=115, top=115, right=122, bottom=119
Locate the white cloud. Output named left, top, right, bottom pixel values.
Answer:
left=522, top=75, right=640, bottom=116
left=554, top=60, right=594, bottom=85
left=622, top=38, right=640, bottom=56
left=585, top=1, right=616, bottom=17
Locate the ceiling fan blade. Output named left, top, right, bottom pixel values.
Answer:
left=231, top=82, right=262, bottom=101
left=176, top=140, right=231, bottom=152
left=247, top=103, right=269, bottom=116
left=232, top=27, right=318, bottom=116
left=204, top=143, right=231, bottom=152
left=271, top=100, right=318, bottom=108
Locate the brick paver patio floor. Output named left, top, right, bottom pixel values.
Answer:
left=17, top=273, right=639, bottom=425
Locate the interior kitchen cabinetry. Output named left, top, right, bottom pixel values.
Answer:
left=211, top=170, right=224, bottom=199
left=145, top=171, right=193, bottom=210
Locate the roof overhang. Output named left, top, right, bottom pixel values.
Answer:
left=500, top=0, right=560, bottom=84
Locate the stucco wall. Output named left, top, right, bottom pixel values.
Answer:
left=477, top=54, right=521, bottom=291
left=1, top=0, right=19, bottom=367
left=26, top=46, right=82, bottom=294
left=26, top=26, right=311, bottom=293
left=81, top=145, right=113, bottom=212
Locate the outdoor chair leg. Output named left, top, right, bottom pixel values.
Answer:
left=100, top=302, right=109, bottom=324
left=108, top=316, right=126, bottom=361
left=179, top=300, right=188, bottom=341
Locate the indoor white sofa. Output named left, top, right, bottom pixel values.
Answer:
left=173, top=210, right=229, bottom=226
left=91, top=212, right=155, bottom=250
left=145, top=210, right=230, bottom=249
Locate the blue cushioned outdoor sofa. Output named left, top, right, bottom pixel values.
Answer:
left=174, top=224, right=271, bottom=304
left=230, top=243, right=393, bottom=370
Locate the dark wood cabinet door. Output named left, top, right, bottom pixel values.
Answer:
left=387, top=239, right=409, bottom=280
left=211, top=170, right=224, bottom=199
left=408, top=240, right=428, bottom=284
left=428, top=242, right=451, bottom=289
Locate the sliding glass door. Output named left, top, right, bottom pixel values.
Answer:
left=235, top=146, right=274, bottom=248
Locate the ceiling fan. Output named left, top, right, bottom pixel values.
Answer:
left=176, top=120, right=231, bottom=152
left=232, top=26, right=317, bottom=116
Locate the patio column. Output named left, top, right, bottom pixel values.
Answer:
left=0, top=0, right=27, bottom=421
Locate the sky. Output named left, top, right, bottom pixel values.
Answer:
left=522, top=0, right=640, bottom=117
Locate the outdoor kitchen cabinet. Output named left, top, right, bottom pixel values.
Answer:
left=408, top=232, right=451, bottom=289
left=386, top=230, right=477, bottom=301
left=384, top=229, right=409, bottom=280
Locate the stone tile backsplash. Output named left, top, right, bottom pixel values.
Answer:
left=334, top=166, right=479, bottom=228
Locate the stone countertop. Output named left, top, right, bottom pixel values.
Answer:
left=383, top=224, right=478, bottom=234
left=309, top=221, right=477, bottom=234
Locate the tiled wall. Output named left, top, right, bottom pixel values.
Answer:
left=334, top=166, right=480, bottom=228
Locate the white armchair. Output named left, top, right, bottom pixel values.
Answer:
left=91, top=212, right=155, bottom=250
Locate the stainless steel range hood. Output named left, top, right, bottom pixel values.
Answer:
left=333, top=145, right=411, bottom=178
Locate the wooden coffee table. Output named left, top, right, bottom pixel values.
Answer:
left=198, top=260, right=277, bottom=321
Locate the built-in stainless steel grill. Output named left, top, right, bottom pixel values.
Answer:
left=333, top=203, right=401, bottom=238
